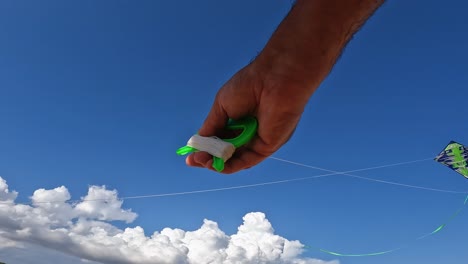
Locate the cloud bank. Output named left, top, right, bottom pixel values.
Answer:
left=0, top=177, right=338, bottom=264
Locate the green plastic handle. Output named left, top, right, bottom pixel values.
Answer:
left=176, top=116, right=258, bottom=172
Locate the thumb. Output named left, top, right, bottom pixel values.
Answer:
left=198, top=99, right=228, bottom=137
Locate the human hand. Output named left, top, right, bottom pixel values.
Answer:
left=185, top=61, right=311, bottom=174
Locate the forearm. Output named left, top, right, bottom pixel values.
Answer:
left=255, top=0, right=385, bottom=98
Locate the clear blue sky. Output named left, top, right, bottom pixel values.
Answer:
left=0, top=1, right=467, bottom=264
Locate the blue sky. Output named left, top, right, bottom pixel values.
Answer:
left=0, top=1, right=467, bottom=264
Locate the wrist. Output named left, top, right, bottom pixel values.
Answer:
left=248, top=55, right=315, bottom=116
left=253, top=45, right=324, bottom=93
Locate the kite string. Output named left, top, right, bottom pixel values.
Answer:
left=102, top=156, right=468, bottom=201
left=121, top=156, right=437, bottom=200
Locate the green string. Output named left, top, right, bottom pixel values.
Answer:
left=315, top=248, right=398, bottom=257
left=305, top=195, right=468, bottom=257
left=425, top=194, right=467, bottom=236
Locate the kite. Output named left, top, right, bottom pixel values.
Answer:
left=435, top=141, right=468, bottom=179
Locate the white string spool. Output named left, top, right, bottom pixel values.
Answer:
left=187, top=135, right=236, bottom=161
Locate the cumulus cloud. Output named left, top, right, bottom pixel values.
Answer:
left=0, top=177, right=17, bottom=202
left=74, top=186, right=137, bottom=223
left=0, top=176, right=338, bottom=264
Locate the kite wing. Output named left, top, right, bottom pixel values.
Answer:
left=435, top=141, right=468, bottom=179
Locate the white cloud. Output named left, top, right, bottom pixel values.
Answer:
left=0, top=177, right=17, bottom=202
left=74, top=185, right=137, bottom=223
left=0, top=176, right=338, bottom=264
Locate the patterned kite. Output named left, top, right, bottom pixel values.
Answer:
left=435, top=141, right=468, bottom=179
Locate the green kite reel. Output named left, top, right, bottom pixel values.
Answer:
left=176, top=116, right=258, bottom=172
